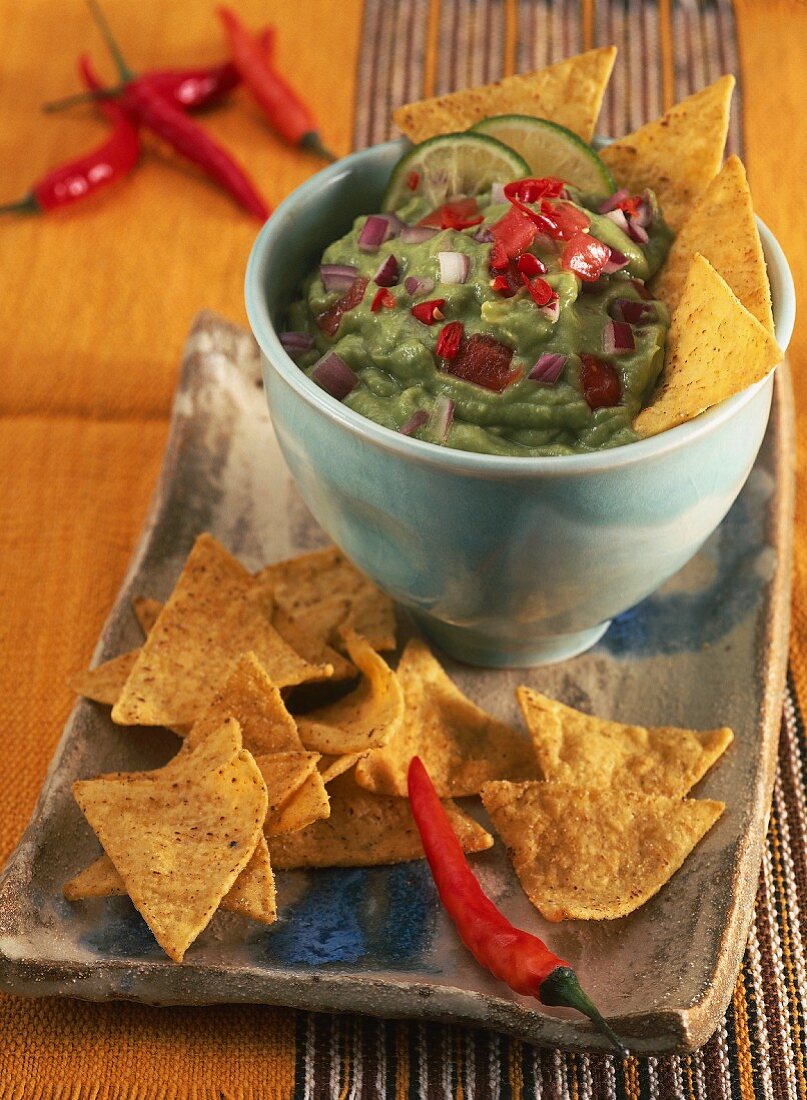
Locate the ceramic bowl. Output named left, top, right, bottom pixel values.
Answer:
left=245, top=140, right=795, bottom=667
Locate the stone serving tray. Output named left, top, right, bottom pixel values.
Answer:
left=0, top=314, right=794, bottom=1055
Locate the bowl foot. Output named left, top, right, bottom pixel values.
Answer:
left=410, top=617, right=612, bottom=668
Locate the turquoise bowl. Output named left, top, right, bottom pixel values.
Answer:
left=245, top=141, right=795, bottom=667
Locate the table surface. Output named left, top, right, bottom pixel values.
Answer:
left=1, top=0, right=805, bottom=1096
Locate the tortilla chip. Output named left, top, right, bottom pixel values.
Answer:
left=272, top=603, right=356, bottom=681
left=600, top=76, right=734, bottom=231
left=66, top=837, right=277, bottom=925
left=651, top=156, right=774, bottom=334
left=112, top=535, right=329, bottom=728
left=318, top=751, right=368, bottom=784
left=354, top=639, right=537, bottom=797
left=184, top=652, right=303, bottom=755
left=133, top=596, right=163, bottom=635
left=256, top=546, right=396, bottom=652
left=264, top=768, right=331, bottom=835
left=393, top=47, right=616, bottom=144
left=635, top=253, right=782, bottom=438
left=271, top=774, right=492, bottom=868
left=517, top=686, right=733, bottom=797
left=481, top=781, right=724, bottom=920
left=69, top=650, right=140, bottom=706
left=72, top=717, right=267, bottom=961
left=296, top=630, right=404, bottom=754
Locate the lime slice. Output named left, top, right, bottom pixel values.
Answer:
left=382, top=133, right=530, bottom=211
left=471, top=115, right=615, bottom=194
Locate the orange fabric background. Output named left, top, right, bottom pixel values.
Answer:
left=0, top=0, right=803, bottom=1093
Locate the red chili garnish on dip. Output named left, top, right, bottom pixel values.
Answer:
left=411, top=298, right=446, bottom=325
left=370, top=288, right=396, bottom=312
left=435, top=321, right=464, bottom=361
left=444, top=333, right=521, bottom=392
left=419, top=197, right=483, bottom=231
left=490, top=206, right=537, bottom=258
left=317, top=276, right=368, bottom=336
left=580, top=354, right=621, bottom=408
left=561, top=233, right=611, bottom=282
left=522, top=276, right=556, bottom=308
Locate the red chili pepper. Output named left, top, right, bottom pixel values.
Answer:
left=544, top=200, right=590, bottom=241
left=217, top=7, right=335, bottom=161
left=419, top=197, right=483, bottom=231
left=490, top=274, right=517, bottom=297
left=580, top=353, right=622, bottom=408
left=317, top=276, right=368, bottom=336
left=488, top=240, right=510, bottom=273
left=407, top=757, right=628, bottom=1055
left=411, top=299, right=446, bottom=325
left=0, top=54, right=139, bottom=216
left=522, top=275, right=556, bottom=308
left=435, top=321, right=464, bottom=361
left=516, top=253, right=546, bottom=277
left=370, top=287, right=396, bottom=312
left=504, top=177, right=567, bottom=203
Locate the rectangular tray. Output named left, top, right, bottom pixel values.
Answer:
left=0, top=313, right=794, bottom=1054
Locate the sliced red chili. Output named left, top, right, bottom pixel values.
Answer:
left=444, top=333, right=522, bottom=392
left=490, top=206, right=537, bottom=258
left=542, top=200, right=590, bottom=241
left=317, top=276, right=368, bottom=336
left=516, top=253, right=546, bottom=276
left=411, top=298, right=446, bottom=325
left=580, top=354, right=621, bottom=409
left=435, top=321, right=464, bottom=361
left=488, top=240, right=510, bottom=273
left=504, top=177, right=566, bottom=203
left=490, top=274, right=516, bottom=297
left=370, top=287, right=396, bottom=312
left=419, top=197, right=482, bottom=231
left=522, top=275, right=556, bottom=308
left=560, top=233, right=611, bottom=282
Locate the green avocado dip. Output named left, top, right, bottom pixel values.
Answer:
left=283, top=178, right=673, bottom=456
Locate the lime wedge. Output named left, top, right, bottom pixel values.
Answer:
left=471, top=115, right=615, bottom=194
left=382, top=133, right=530, bottom=211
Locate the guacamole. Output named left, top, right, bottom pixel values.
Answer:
left=284, top=180, right=673, bottom=456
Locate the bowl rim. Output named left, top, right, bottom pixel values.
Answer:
left=245, top=139, right=796, bottom=478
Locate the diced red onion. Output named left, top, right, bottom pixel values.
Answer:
left=320, top=263, right=358, bottom=293
left=438, top=251, right=470, bottom=285
left=400, top=226, right=438, bottom=244
left=373, top=254, right=400, bottom=287
left=633, top=193, right=653, bottom=228
left=603, top=208, right=630, bottom=233
left=602, top=320, right=635, bottom=354
left=280, top=331, right=315, bottom=359
left=609, top=298, right=657, bottom=324
left=626, top=221, right=649, bottom=245
left=382, top=212, right=407, bottom=237
left=539, top=298, right=560, bottom=323
left=404, top=275, right=436, bottom=297
left=603, top=248, right=629, bottom=274
left=399, top=409, right=429, bottom=436
left=431, top=395, right=455, bottom=443
left=490, top=181, right=507, bottom=205
left=358, top=215, right=393, bottom=253
left=311, top=351, right=358, bottom=399
left=473, top=226, right=494, bottom=243
left=599, top=188, right=630, bottom=213
left=528, top=352, right=567, bottom=384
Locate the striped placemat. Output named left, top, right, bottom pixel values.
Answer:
left=286, top=2, right=805, bottom=1096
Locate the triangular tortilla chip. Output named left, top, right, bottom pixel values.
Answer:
left=600, top=76, right=734, bottom=230
left=517, top=686, right=733, bottom=797
left=65, top=836, right=277, bottom=925
left=256, top=546, right=396, bottom=652
left=393, top=47, right=616, bottom=144
left=112, top=535, right=329, bottom=728
left=354, top=639, right=537, bottom=797
left=635, top=253, right=782, bottom=437
left=264, top=768, right=330, bottom=835
left=271, top=774, right=492, bottom=868
left=184, top=652, right=304, bottom=755
left=69, top=650, right=140, bottom=706
left=481, top=781, right=724, bottom=921
left=651, top=156, right=774, bottom=334
left=72, top=717, right=267, bottom=961
left=296, top=630, right=404, bottom=754
left=318, top=751, right=368, bottom=785
left=133, top=596, right=163, bottom=635
left=272, top=603, right=356, bottom=681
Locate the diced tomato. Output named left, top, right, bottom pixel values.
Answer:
left=371, top=288, right=396, bottom=312
left=488, top=240, right=510, bottom=273
left=407, top=170, right=420, bottom=191
left=504, top=177, right=567, bottom=203
left=411, top=298, right=446, bottom=325
left=317, top=276, right=369, bottom=337
left=444, top=333, right=522, bottom=392
left=435, top=321, right=464, bottom=360
left=418, top=197, right=483, bottom=231
left=490, top=274, right=517, bottom=298
left=542, top=200, right=590, bottom=241
left=522, top=275, right=556, bottom=308
left=560, top=233, right=612, bottom=282
left=490, top=206, right=537, bottom=258
left=616, top=194, right=644, bottom=218
left=516, top=252, right=547, bottom=276
left=580, top=354, right=621, bottom=408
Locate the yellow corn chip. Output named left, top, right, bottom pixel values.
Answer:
left=635, top=253, right=782, bottom=438
left=600, top=76, right=734, bottom=231
left=481, top=781, right=724, bottom=921
left=256, top=546, right=396, bottom=652
left=133, top=596, right=163, bottom=635
left=72, top=717, right=268, bottom=961
left=65, top=837, right=277, bottom=925
left=651, top=156, right=774, bottom=334
left=112, top=535, right=329, bottom=728
left=296, top=630, right=404, bottom=754
left=271, top=774, right=492, bottom=868
left=354, top=639, right=537, bottom=797
left=272, top=603, right=356, bottom=681
left=517, top=686, right=733, bottom=797
left=184, top=652, right=304, bottom=755
left=393, top=47, right=616, bottom=144
left=69, top=650, right=140, bottom=706
left=264, top=768, right=331, bottom=835
left=318, top=751, right=368, bottom=785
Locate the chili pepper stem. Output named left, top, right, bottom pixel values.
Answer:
left=539, top=967, right=629, bottom=1057
left=86, top=0, right=134, bottom=82
left=42, top=86, right=124, bottom=113
left=0, top=195, right=40, bottom=215
left=299, top=131, right=337, bottom=162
